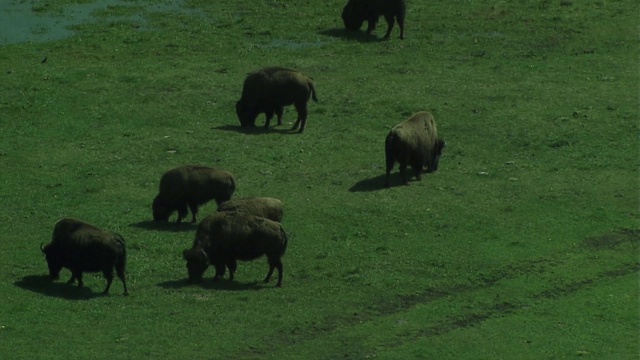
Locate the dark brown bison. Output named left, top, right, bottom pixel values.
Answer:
left=152, top=165, right=236, bottom=224
left=183, top=212, right=288, bottom=287
left=217, top=197, right=284, bottom=223
left=385, top=111, right=445, bottom=187
left=41, top=218, right=129, bottom=295
left=342, top=0, right=406, bottom=40
left=235, top=67, right=318, bottom=133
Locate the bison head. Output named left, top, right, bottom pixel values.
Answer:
left=183, top=248, right=209, bottom=283
left=341, top=1, right=365, bottom=31
left=41, top=243, right=62, bottom=280
left=152, top=196, right=171, bottom=222
left=426, top=139, right=446, bottom=173
left=235, top=100, right=258, bottom=128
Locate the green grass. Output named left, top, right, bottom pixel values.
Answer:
left=0, top=0, right=638, bottom=359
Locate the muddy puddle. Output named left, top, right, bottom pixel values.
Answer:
left=0, top=0, right=202, bottom=45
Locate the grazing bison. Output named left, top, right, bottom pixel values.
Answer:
left=341, top=0, right=406, bottom=40
left=152, top=165, right=236, bottom=224
left=217, top=197, right=284, bottom=223
left=183, top=212, right=288, bottom=287
left=236, top=67, right=318, bottom=133
left=41, top=218, right=129, bottom=295
left=385, top=111, right=445, bottom=187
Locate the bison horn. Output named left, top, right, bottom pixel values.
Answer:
left=40, top=243, right=45, bottom=253
left=200, top=249, right=209, bottom=264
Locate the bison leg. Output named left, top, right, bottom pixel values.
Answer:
left=226, top=259, right=237, bottom=281
left=265, top=257, right=284, bottom=287
left=398, top=163, right=410, bottom=185
left=188, top=202, right=199, bottom=223
left=176, top=204, right=188, bottom=224
left=102, top=270, right=114, bottom=295
left=68, top=271, right=84, bottom=287
left=365, top=17, right=379, bottom=35
left=291, top=103, right=308, bottom=133
left=385, top=152, right=396, bottom=188
left=275, top=106, right=284, bottom=126
left=213, top=262, right=226, bottom=281
left=397, top=15, right=405, bottom=40
left=411, top=160, right=423, bottom=181
left=382, top=14, right=396, bottom=39
left=264, top=108, right=275, bottom=128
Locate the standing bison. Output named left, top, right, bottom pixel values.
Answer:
left=41, top=218, right=129, bottom=295
left=183, top=212, right=288, bottom=287
left=217, top=197, right=284, bottom=223
left=152, top=165, right=236, bottom=224
left=385, top=111, right=445, bottom=187
left=236, top=67, right=318, bottom=133
left=341, top=0, right=406, bottom=40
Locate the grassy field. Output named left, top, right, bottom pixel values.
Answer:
left=0, top=0, right=638, bottom=359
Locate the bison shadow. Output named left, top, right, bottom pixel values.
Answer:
left=158, top=278, right=264, bottom=292
left=212, top=124, right=301, bottom=135
left=318, top=28, right=384, bottom=42
left=349, top=174, right=388, bottom=192
left=15, top=275, right=104, bottom=300
left=129, top=220, right=197, bottom=232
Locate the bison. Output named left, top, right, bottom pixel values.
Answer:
left=183, top=212, right=288, bottom=287
left=41, top=218, right=129, bottom=295
left=217, top=197, right=284, bottom=223
left=235, top=67, right=318, bottom=133
left=341, top=0, right=406, bottom=40
left=385, top=111, right=445, bottom=187
left=152, top=165, right=236, bottom=224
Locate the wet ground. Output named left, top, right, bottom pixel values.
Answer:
left=0, top=0, right=197, bottom=45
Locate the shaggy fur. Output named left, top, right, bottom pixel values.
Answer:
left=385, top=111, right=445, bottom=187
left=152, top=165, right=236, bottom=224
left=341, top=0, right=406, bottom=40
left=217, top=197, right=284, bottom=223
left=41, top=218, right=128, bottom=295
left=236, top=67, right=318, bottom=133
left=183, top=212, right=288, bottom=287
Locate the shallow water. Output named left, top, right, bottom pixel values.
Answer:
left=0, top=0, right=199, bottom=45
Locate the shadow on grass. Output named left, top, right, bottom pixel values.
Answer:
left=318, top=28, right=382, bottom=42
left=14, top=275, right=103, bottom=300
left=158, top=278, right=265, bottom=292
left=212, top=124, right=301, bottom=135
left=349, top=174, right=388, bottom=192
left=129, top=220, right=197, bottom=232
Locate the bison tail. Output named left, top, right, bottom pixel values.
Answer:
left=280, top=227, right=289, bottom=256
left=114, top=234, right=127, bottom=267
left=308, top=80, right=318, bottom=103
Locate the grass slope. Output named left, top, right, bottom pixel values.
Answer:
left=0, top=0, right=638, bottom=359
